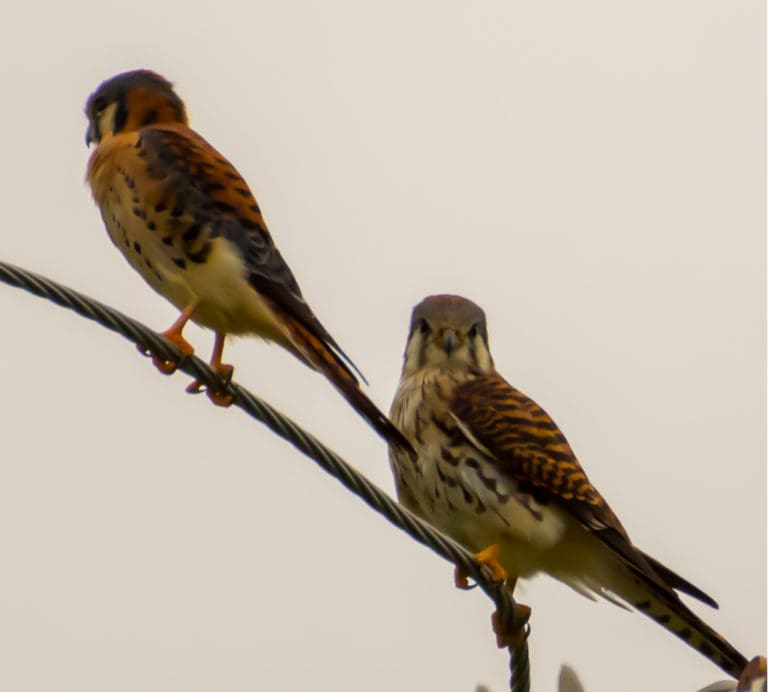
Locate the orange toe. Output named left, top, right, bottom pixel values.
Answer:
left=207, top=389, right=234, bottom=407
left=152, top=354, right=180, bottom=375
left=185, top=379, right=204, bottom=394
left=214, top=363, right=234, bottom=385
left=475, top=543, right=507, bottom=583
left=147, top=329, right=194, bottom=375
left=492, top=604, right=531, bottom=649
left=186, top=363, right=234, bottom=406
left=454, top=565, right=473, bottom=590
left=453, top=544, right=507, bottom=590
left=206, top=363, right=234, bottom=406
left=161, top=331, right=194, bottom=360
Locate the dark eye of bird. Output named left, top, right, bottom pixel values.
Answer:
left=92, top=98, right=107, bottom=116
left=468, top=324, right=479, bottom=338
left=418, top=319, right=430, bottom=334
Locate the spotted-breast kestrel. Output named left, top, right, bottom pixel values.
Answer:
left=84, top=69, right=410, bottom=450
left=388, top=294, right=747, bottom=679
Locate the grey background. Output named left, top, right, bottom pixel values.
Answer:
left=0, top=1, right=764, bottom=690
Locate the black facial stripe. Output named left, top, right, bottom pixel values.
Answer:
left=113, top=91, right=128, bottom=134
left=417, top=333, right=428, bottom=369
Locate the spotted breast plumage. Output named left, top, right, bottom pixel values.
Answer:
left=84, top=69, right=410, bottom=451
left=388, top=294, right=747, bottom=679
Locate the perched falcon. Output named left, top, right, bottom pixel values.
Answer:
left=84, top=69, right=410, bottom=450
left=388, top=294, right=747, bottom=679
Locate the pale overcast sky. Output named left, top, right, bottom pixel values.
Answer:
left=0, top=2, right=764, bottom=691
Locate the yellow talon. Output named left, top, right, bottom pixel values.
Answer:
left=186, top=362, right=234, bottom=407
left=492, top=604, right=531, bottom=649
left=475, top=543, right=507, bottom=582
left=454, top=543, right=507, bottom=589
left=148, top=318, right=195, bottom=375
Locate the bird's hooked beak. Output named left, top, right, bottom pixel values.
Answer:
left=85, top=120, right=99, bottom=147
left=441, top=329, right=458, bottom=357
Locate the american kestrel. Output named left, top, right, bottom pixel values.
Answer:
left=84, top=69, right=410, bottom=450
left=389, top=294, right=747, bottom=679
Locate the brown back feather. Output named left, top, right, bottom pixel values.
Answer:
left=451, top=373, right=689, bottom=602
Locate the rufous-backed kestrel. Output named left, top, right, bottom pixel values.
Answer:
left=85, top=69, right=410, bottom=451
left=388, top=294, right=747, bottom=679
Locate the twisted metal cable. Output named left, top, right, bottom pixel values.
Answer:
left=0, top=259, right=531, bottom=692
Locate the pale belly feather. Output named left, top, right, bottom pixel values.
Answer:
left=390, top=370, right=572, bottom=581
left=390, top=370, right=634, bottom=603
left=96, top=180, right=288, bottom=343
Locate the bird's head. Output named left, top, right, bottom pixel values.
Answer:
left=85, top=69, right=187, bottom=146
left=401, top=294, right=494, bottom=377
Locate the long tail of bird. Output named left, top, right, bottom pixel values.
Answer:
left=612, top=556, right=748, bottom=679
left=284, top=319, right=414, bottom=454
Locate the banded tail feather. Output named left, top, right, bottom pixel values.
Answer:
left=286, top=319, right=414, bottom=454
left=640, top=551, right=718, bottom=609
left=615, top=568, right=748, bottom=679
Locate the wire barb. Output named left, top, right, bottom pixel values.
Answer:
left=0, top=259, right=531, bottom=692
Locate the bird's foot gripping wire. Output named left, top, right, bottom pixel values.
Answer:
left=454, top=543, right=507, bottom=590
left=137, top=303, right=197, bottom=374
left=136, top=328, right=194, bottom=374
left=491, top=604, right=531, bottom=649
left=186, top=363, right=234, bottom=407
left=184, top=331, right=234, bottom=406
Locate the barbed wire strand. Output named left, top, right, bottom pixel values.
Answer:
left=0, top=260, right=531, bottom=692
